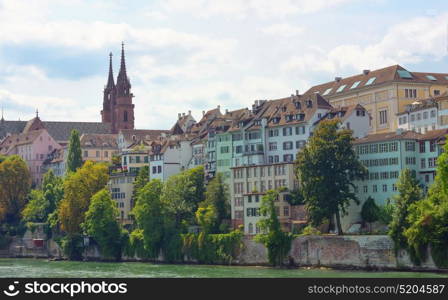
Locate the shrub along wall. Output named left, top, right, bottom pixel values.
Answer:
left=7, top=233, right=448, bottom=271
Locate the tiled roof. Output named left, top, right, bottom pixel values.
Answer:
left=0, top=129, right=46, bottom=154
left=396, top=93, right=448, bottom=115
left=318, top=104, right=367, bottom=124
left=1, top=119, right=112, bottom=143
left=80, top=133, right=118, bottom=149
left=304, top=65, right=448, bottom=98
left=353, top=130, right=422, bottom=144
left=44, top=121, right=112, bottom=142
left=119, top=129, right=170, bottom=144
left=419, top=128, right=448, bottom=141
left=0, top=120, right=27, bottom=140
left=241, top=92, right=332, bottom=131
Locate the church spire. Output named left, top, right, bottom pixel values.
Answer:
left=116, top=42, right=131, bottom=97
left=106, top=52, right=115, bottom=89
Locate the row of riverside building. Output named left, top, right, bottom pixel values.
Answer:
left=1, top=48, right=448, bottom=233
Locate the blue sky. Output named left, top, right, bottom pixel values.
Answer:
left=0, top=0, right=447, bottom=129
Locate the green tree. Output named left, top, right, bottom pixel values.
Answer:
left=41, top=169, right=64, bottom=213
left=57, top=161, right=109, bottom=260
left=295, top=119, right=366, bottom=235
left=361, top=197, right=380, bottom=233
left=66, top=129, right=83, bottom=173
left=403, top=141, right=448, bottom=267
left=0, top=155, right=32, bottom=225
left=83, top=189, right=123, bottom=261
left=22, top=170, right=64, bottom=225
left=22, top=190, right=47, bottom=223
left=132, top=179, right=165, bottom=258
left=161, top=172, right=197, bottom=227
left=131, top=166, right=149, bottom=209
left=255, top=190, right=293, bottom=266
left=201, top=173, right=230, bottom=232
left=389, top=168, right=422, bottom=252
left=195, top=205, right=217, bottom=234
left=183, top=166, right=205, bottom=212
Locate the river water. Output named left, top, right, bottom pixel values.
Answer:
left=0, top=259, right=446, bottom=278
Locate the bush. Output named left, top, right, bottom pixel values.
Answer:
left=59, top=234, right=84, bottom=260
left=361, top=197, right=380, bottom=232
left=0, top=234, right=11, bottom=249
left=182, top=230, right=243, bottom=264
left=125, top=229, right=148, bottom=259
left=378, top=202, right=394, bottom=225
left=299, top=225, right=321, bottom=236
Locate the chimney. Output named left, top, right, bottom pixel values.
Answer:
left=202, top=110, right=205, bottom=116
left=178, top=113, right=181, bottom=119
left=182, top=112, right=185, bottom=117
left=363, top=70, right=370, bottom=75
left=188, top=110, right=191, bottom=115
left=296, top=90, right=299, bottom=96
left=225, top=109, right=229, bottom=114
left=335, top=77, right=342, bottom=82
left=217, top=105, right=220, bottom=111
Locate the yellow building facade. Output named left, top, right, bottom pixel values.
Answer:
left=305, top=65, right=448, bottom=134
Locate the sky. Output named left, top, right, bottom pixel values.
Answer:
left=0, top=0, right=447, bottom=129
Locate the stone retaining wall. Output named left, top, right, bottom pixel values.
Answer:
left=5, top=233, right=447, bottom=271
left=235, top=235, right=443, bottom=271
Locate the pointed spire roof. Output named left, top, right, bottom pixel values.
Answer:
left=116, top=42, right=131, bottom=96
left=106, top=52, right=115, bottom=89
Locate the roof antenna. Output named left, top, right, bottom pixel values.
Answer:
left=36, top=108, right=39, bottom=118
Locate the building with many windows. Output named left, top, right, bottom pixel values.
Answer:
left=346, top=128, right=448, bottom=230
left=397, top=94, right=448, bottom=133
left=305, top=65, right=448, bottom=134
left=230, top=162, right=303, bottom=233
left=80, top=133, right=118, bottom=163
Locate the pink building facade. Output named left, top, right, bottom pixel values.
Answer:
left=0, top=117, right=61, bottom=186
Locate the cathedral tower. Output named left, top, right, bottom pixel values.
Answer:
left=101, top=43, right=135, bottom=133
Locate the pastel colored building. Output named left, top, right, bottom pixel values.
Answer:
left=397, top=94, right=448, bottom=133
left=80, top=133, right=118, bottom=163
left=230, top=163, right=304, bottom=234
left=346, top=129, right=447, bottom=230
left=149, top=135, right=193, bottom=181
left=0, top=116, right=61, bottom=186
left=41, top=147, right=67, bottom=177
left=305, top=65, right=448, bottom=134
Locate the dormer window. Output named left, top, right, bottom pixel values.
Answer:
left=272, top=117, right=280, bottom=124
left=306, top=100, right=312, bottom=108
left=296, top=113, right=305, bottom=121
left=294, top=102, right=301, bottom=109
left=254, top=120, right=261, bottom=126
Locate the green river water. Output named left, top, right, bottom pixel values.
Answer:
left=0, top=259, right=447, bottom=278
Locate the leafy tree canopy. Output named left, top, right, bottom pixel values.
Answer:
left=295, top=119, right=366, bottom=235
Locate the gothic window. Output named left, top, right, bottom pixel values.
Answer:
left=124, top=110, right=128, bottom=122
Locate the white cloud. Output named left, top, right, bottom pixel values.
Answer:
left=260, top=23, right=304, bottom=38
left=161, top=0, right=357, bottom=19
left=281, top=13, right=448, bottom=74
left=1, top=0, right=448, bottom=132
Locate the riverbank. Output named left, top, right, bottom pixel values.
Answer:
left=1, top=258, right=447, bottom=278
left=3, top=234, right=448, bottom=273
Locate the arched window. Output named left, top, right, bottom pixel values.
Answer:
left=124, top=110, right=128, bottom=122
